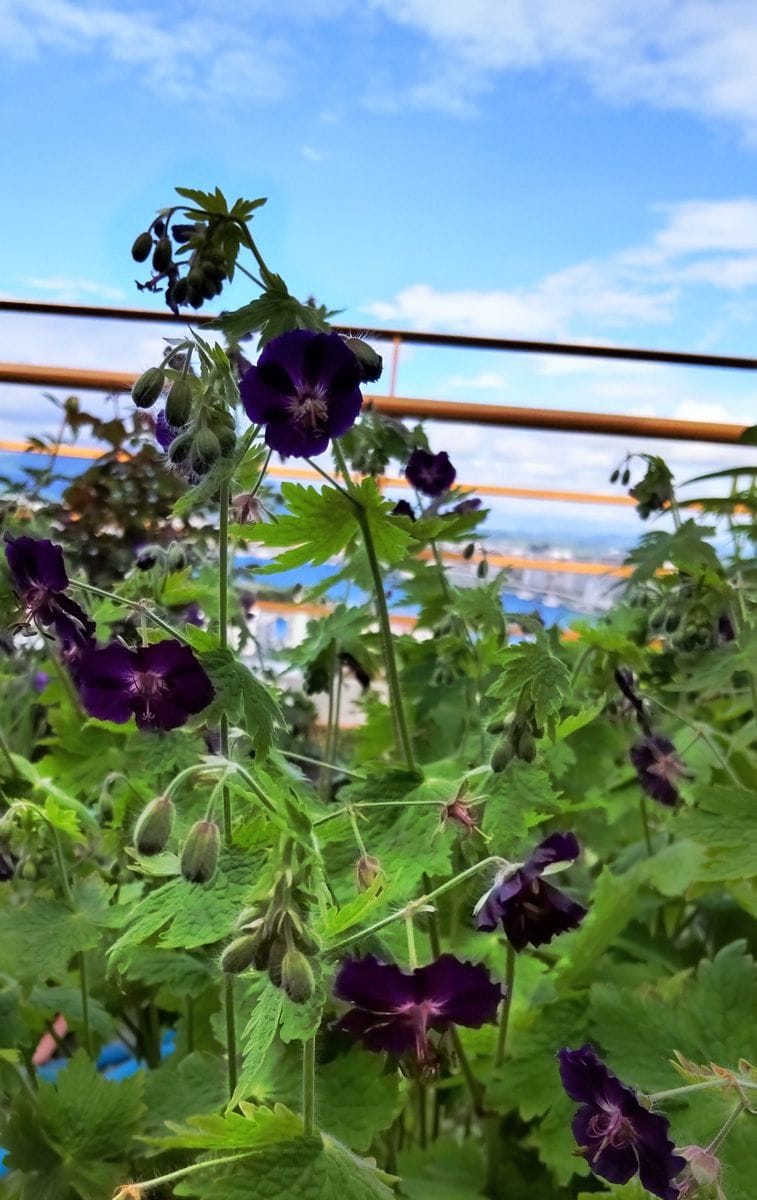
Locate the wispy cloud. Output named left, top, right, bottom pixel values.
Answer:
left=365, top=197, right=757, bottom=340
left=367, top=0, right=757, bottom=135
left=24, top=277, right=126, bottom=301
left=0, top=0, right=291, bottom=105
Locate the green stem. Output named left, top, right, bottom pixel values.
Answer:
left=331, top=442, right=416, bottom=772
left=49, top=824, right=93, bottom=1055
left=648, top=697, right=743, bottom=787
left=71, top=580, right=187, bottom=643
left=319, top=647, right=338, bottom=800
left=303, top=1036, right=316, bottom=1137
left=415, top=1081, right=427, bottom=1149
left=217, top=477, right=238, bottom=1099
left=348, top=808, right=369, bottom=859
left=405, top=909, right=418, bottom=969
left=328, top=856, right=502, bottom=954
left=0, top=727, right=17, bottom=776
left=707, top=1101, right=745, bottom=1156
left=78, top=953, right=93, bottom=1057
left=494, top=943, right=516, bottom=1069
left=422, top=872, right=484, bottom=1115
left=648, top=1078, right=757, bottom=1102
left=47, top=651, right=85, bottom=718
left=640, top=794, right=654, bottom=856
left=282, top=751, right=365, bottom=779
left=119, top=1152, right=253, bottom=1194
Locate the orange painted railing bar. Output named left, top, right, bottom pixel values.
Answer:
left=0, top=362, right=750, bottom=445
left=0, top=437, right=634, bottom=506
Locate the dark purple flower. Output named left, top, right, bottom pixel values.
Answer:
left=239, top=330, right=363, bottom=458
left=391, top=499, right=416, bottom=521
left=76, top=639, right=214, bottom=732
left=559, top=1045, right=685, bottom=1200
left=155, top=409, right=180, bottom=451
left=716, top=613, right=735, bottom=644
left=333, top=953, right=502, bottom=1066
left=4, top=535, right=94, bottom=647
left=33, top=671, right=49, bottom=693
left=474, top=832, right=586, bottom=952
left=630, top=736, right=686, bottom=807
left=405, top=449, right=456, bottom=497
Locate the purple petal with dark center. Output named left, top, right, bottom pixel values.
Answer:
left=333, top=1007, right=417, bottom=1056
left=572, top=1108, right=639, bottom=1185
left=133, top=693, right=188, bottom=732
left=415, top=955, right=501, bottom=1029
left=501, top=880, right=586, bottom=951
left=630, top=736, right=682, bottom=807
left=264, top=416, right=331, bottom=459
left=558, top=1045, right=613, bottom=1105
left=405, top=449, right=457, bottom=497
left=333, top=955, right=416, bottom=1013
left=5, top=535, right=69, bottom=595
left=76, top=643, right=138, bottom=724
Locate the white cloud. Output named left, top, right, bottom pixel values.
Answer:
left=300, top=144, right=328, bottom=163
left=23, top=277, right=126, bottom=302
left=367, top=0, right=757, bottom=135
left=0, top=0, right=290, bottom=105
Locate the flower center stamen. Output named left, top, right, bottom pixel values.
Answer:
left=288, top=385, right=329, bottom=432
left=587, top=1104, right=636, bottom=1157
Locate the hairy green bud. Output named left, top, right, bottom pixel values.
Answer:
left=152, top=237, right=173, bottom=273
left=181, top=820, right=220, bottom=885
left=134, top=795, right=175, bottom=856
left=132, top=367, right=165, bottom=409
left=342, top=336, right=383, bottom=383
left=280, top=946, right=315, bottom=1004
left=164, top=378, right=193, bottom=428
left=477, top=558, right=489, bottom=579
left=490, top=739, right=514, bottom=773
left=462, top=542, right=475, bottom=561
left=221, top=934, right=259, bottom=975
left=190, top=426, right=221, bottom=476
left=131, top=232, right=153, bottom=263
left=515, top=729, right=536, bottom=762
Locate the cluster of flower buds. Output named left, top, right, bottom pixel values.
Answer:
left=132, top=356, right=238, bottom=480
left=131, top=213, right=227, bottom=312
left=131, top=796, right=220, bottom=883
left=489, top=711, right=541, bottom=771
left=610, top=454, right=674, bottom=520
left=220, top=843, right=318, bottom=1003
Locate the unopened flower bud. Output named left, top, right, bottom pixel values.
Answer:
left=134, top=795, right=175, bottom=856
left=172, top=223, right=196, bottom=243
left=152, top=237, right=173, bottom=273
left=131, top=232, right=153, bottom=263
left=355, top=854, right=382, bottom=891
left=280, top=946, right=315, bottom=1003
left=342, top=336, right=383, bottom=383
left=621, top=467, right=631, bottom=486
left=135, top=547, right=159, bottom=571
left=491, top=738, right=514, bottom=773
left=132, top=367, right=166, bottom=409
left=609, top=468, right=620, bottom=484
left=221, top=934, right=259, bottom=974
left=164, top=378, right=193, bottom=428
left=181, top=820, right=220, bottom=884
left=477, top=558, right=489, bottom=579
left=190, top=426, right=221, bottom=476
left=166, top=543, right=187, bottom=572
left=171, top=277, right=190, bottom=307
left=462, top=543, right=475, bottom=560
left=516, top=729, right=536, bottom=762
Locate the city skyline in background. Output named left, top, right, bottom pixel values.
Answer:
left=1, top=0, right=756, bottom=545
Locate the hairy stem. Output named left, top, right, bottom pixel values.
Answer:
left=303, top=1036, right=316, bottom=1137
left=217, top=477, right=238, bottom=1098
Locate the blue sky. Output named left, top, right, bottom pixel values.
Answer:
left=1, top=0, right=756, bottom=546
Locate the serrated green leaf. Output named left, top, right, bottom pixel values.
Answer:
left=201, top=646, right=282, bottom=757
left=3, top=1050, right=144, bottom=1200
left=487, top=638, right=571, bottom=732
left=230, top=982, right=283, bottom=1108
left=143, top=1052, right=227, bottom=1136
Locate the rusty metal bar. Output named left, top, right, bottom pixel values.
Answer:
left=0, top=361, right=748, bottom=444
left=1, top=298, right=756, bottom=372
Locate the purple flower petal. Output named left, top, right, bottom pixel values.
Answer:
left=5, top=535, right=69, bottom=595
left=240, top=330, right=363, bottom=460
left=76, top=639, right=213, bottom=731
left=630, top=736, right=684, bottom=807
left=475, top=832, right=586, bottom=951
left=333, top=954, right=416, bottom=1013
left=333, top=1007, right=418, bottom=1056
left=415, top=954, right=502, bottom=1029
left=405, top=449, right=456, bottom=497
left=559, top=1046, right=685, bottom=1200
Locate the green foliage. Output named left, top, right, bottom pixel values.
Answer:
left=2, top=1051, right=144, bottom=1199
left=201, top=645, right=282, bottom=756
left=487, top=635, right=571, bottom=733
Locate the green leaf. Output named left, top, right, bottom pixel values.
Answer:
left=172, top=1128, right=396, bottom=1200
left=149, top=1100, right=302, bottom=1152
left=109, top=847, right=256, bottom=964
left=143, top=1052, right=227, bottom=1136
left=201, top=646, right=282, bottom=757
left=624, top=519, right=722, bottom=584
left=675, top=784, right=757, bottom=880
left=555, top=866, right=642, bottom=994
left=3, top=1050, right=144, bottom=1200
left=398, top=1137, right=486, bottom=1198
left=0, top=882, right=115, bottom=983
left=482, top=761, right=564, bottom=852
left=230, top=981, right=283, bottom=1109
left=487, top=637, right=571, bottom=733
